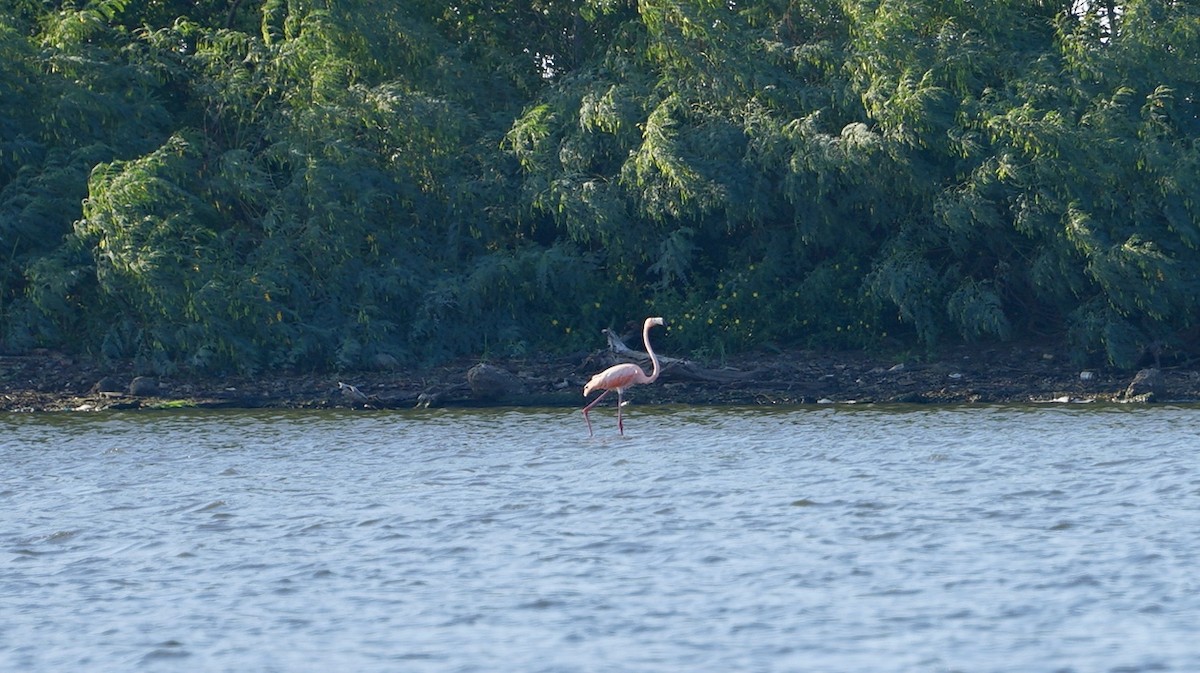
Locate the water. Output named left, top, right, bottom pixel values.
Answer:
left=3, top=404, right=1199, bottom=672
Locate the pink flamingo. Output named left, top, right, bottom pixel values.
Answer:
left=582, top=317, right=665, bottom=436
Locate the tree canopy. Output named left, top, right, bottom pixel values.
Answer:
left=1, top=0, right=1197, bottom=372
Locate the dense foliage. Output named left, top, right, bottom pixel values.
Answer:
left=1, top=0, right=1196, bottom=372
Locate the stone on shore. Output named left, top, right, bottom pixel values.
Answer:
left=1122, top=368, right=1162, bottom=402
left=467, top=363, right=525, bottom=400
left=129, top=376, right=161, bottom=397
left=91, top=376, right=124, bottom=394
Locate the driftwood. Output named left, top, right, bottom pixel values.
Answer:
left=333, top=329, right=765, bottom=410
left=414, top=384, right=469, bottom=408
left=599, top=328, right=759, bottom=384
left=602, top=328, right=687, bottom=365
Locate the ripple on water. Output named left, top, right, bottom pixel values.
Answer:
left=2, top=405, right=1200, bottom=672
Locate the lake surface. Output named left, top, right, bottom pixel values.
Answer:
left=3, top=404, right=1199, bottom=672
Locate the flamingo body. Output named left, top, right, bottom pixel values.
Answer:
left=584, top=364, right=649, bottom=397
left=582, top=317, right=664, bottom=436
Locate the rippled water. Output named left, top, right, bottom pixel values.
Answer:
left=3, top=404, right=1200, bottom=672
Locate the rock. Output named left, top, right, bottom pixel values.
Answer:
left=467, top=363, right=525, bottom=399
left=129, top=376, right=160, bottom=397
left=337, top=382, right=370, bottom=404
left=91, top=376, right=124, bottom=394
left=371, top=353, right=400, bottom=370
left=1123, top=368, right=1162, bottom=401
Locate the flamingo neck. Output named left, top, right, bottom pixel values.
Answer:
left=643, top=319, right=661, bottom=384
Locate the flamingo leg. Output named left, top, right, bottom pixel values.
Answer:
left=582, top=389, right=611, bottom=437
left=617, top=389, right=625, bottom=435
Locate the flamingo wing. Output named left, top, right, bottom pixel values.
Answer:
left=584, top=363, right=644, bottom=396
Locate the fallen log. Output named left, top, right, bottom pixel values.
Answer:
left=597, top=328, right=760, bottom=384
left=602, top=328, right=687, bottom=365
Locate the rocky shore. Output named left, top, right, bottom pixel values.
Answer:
left=2, top=340, right=1198, bottom=413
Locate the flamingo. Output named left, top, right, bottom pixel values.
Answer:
left=582, top=317, right=665, bottom=436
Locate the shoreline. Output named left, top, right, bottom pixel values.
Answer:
left=2, top=341, right=1197, bottom=413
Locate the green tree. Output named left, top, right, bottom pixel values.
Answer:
left=4, top=0, right=1199, bottom=371
left=973, top=0, right=1200, bottom=364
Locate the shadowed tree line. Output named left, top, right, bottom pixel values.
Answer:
left=1, top=0, right=1197, bottom=373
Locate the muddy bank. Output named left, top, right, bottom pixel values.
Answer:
left=2, top=341, right=1199, bottom=413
